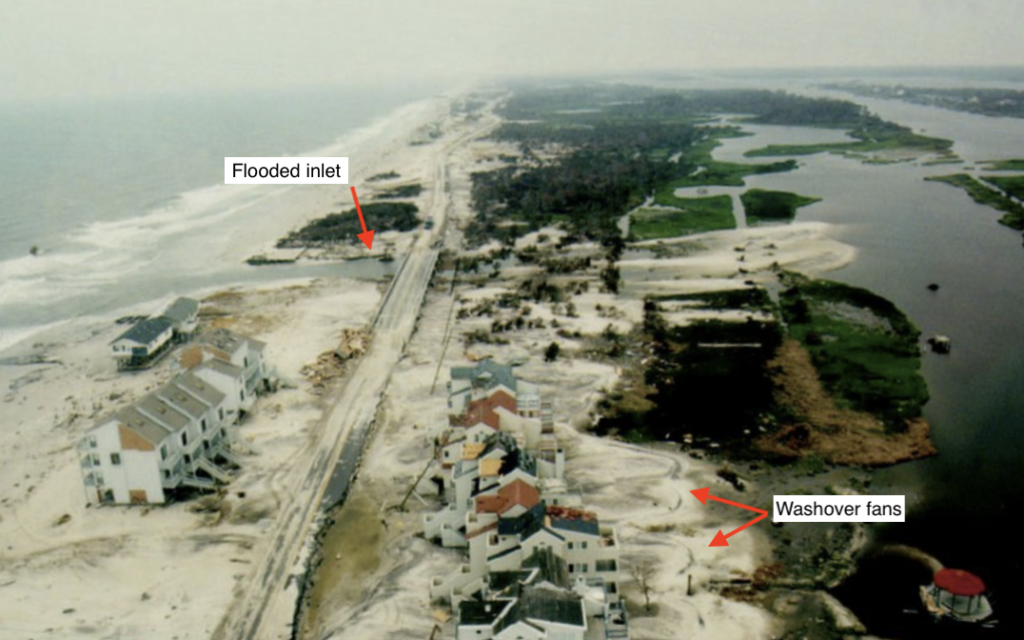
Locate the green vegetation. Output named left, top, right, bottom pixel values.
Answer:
left=473, top=117, right=699, bottom=243
left=277, top=202, right=419, bottom=247
left=470, top=84, right=940, bottom=248
left=544, top=342, right=561, bottom=362
left=983, top=175, right=1024, bottom=201
left=658, top=287, right=773, bottom=311
left=471, top=87, right=862, bottom=245
left=596, top=274, right=929, bottom=446
left=926, top=174, right=1024, bottom=230
left=922, top=155, right=963, bottom=166
left=367, top=170, right=399, bottom=182
left=980, top=159, right=1024, bottom=171
left=376, top=184, right=423, bottom=199
left=746, top=119, right=952, bottom=159
left=741, top=189, right=821, bottom=225
left=779, top=276, right=928, bottom=431
left=657, top=158, right=800, bottom=193
left=630, top=196, right=735, bottom=239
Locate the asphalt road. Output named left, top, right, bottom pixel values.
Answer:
left=218, top=108, right=498, bottom=640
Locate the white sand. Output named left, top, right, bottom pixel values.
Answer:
left=0, top=90, right=454, bottom=640
left=622, top=222, right=856, bottom=297
left=0, top=276, right=382, bottom=638
left=0, top=89, right=860, bottom=640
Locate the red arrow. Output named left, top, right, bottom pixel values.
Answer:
left=350, top=186, right=374, bottom=250
left=690, top=487, right=768, bottom=547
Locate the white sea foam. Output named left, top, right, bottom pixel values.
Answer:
left=0, top=321, right=63, bottom=355
left=0, top=95, right=445, bottom=333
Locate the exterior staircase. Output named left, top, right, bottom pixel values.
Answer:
left=196, top=457, right=233, bottom=483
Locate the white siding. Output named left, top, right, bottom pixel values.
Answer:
left=82, top=421, right=166, bottom=505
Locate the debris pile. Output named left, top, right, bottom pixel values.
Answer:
left=301, top=328, right=370, bottom=391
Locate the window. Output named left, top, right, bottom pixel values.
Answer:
left=160, top=445, right=168, bottom=460
left=581, top=541, right=588, bottom=549
left=95, top=473, right=104, bottom=486
left=568, top=564, right=574, bottom=573
left=110, top=453, right=121, bottom=466
left=218, top=408, right=224, bottom=421
left=568, top=542, right=574, bottom=550
left=163, top=470, right=170, bottom=479
left=596, top=559, right=618, bottom=572
left=88, top=436, right=97, bottom=448
left=201, top=419, right=207, bottom=432
left=240, top=390, right=245, bottom=401
left=91, top=453, right=101, bottom=466
left=181, top=432, right=188, bottom=446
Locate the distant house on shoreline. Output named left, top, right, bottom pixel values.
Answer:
left=110, top=317, right=174, bottom=370
left=109, top=297, right=201, bottom=370
left=161, top=297, right=200, bottom=342
left=81, top=328, right=271, bottom=506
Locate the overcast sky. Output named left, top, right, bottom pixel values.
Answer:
left=1, top=0, right=1021, bottom=102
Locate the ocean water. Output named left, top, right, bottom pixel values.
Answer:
left=0, top=83, right=442, bottom=352
left=702, top=72, right=1024, bottom=638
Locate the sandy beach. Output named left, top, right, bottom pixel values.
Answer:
left=0, top=92, right=457, bottom=638
left=0, top=93, right=861, bottom=640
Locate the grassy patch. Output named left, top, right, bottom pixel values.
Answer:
left=980, top=159, right=1024, bottom=171
left=375, top=183, right=422, bottom=199
left=741, top=189, right=821, bottom=225
left=982, top=175, right=1024, bottom=201
left=926, top=173, right=1024, bottom=231
left=779, top=276, right=928, bottom=431
left=649, top=131, right=798, bottom=197
left=658, top=287, right=773, bottom=311
left=661, top=158, right=800, bottom=192
left=922, top=155, right=963, bottom=166
left=746, top=120, right=952, bottom=159
left=631, top=196, right=735, bottom=239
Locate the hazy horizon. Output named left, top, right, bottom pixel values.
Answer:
left=3, top=0, right=1024, bottom=104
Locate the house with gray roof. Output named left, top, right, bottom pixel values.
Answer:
left=449, top=359, right=541, bottom=418
left=110, top=317, right=174, bottom=370
left=431, top=494, right=622, bottom=609
left=457, top=586, right=586, bottom=640
left=456, top=548, right=627, bottom=640
left=78, top=344, right=265, bottom=505
left=179, top=328, right=271, bottom=406
left=160, top=297, right=200, bottom=341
